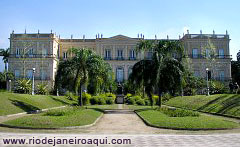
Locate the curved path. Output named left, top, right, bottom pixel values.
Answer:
left=0, top=105, right=240, bottom=146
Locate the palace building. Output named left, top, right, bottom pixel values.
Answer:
left=8, top=30, right=232, bottom=89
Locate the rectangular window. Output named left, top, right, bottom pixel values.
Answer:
left=42, top=48, right=48, bottom=57
left=219, top=71, right=225, bottom=81
left=28, top=48, right=33, bottom=57
left=105, top=50, right=111, bottom=59
left=129, top=50, right=135, bottom=59
left=206, top=49, right=211, bottom=58
left=63, top=52, right=67, bottom=59
left=27, top=70, right=33, bottom=79
left=218, top=49, right=224, bottom=58
left=40, top=70, right=47, bottom=80
left=117, top=50, right=123, bottom=60
left=192, top=48, right=198, bottom=58
left=16, top=48, right=20, bottom=57
left=14, top=70, right=20, bottom=78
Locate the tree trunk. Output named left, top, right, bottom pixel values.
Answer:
left=158, top=88, right=162, bottom=108
left=4, top=62, right=7, bottom=72
left=78, top=85, right=83, bottom=106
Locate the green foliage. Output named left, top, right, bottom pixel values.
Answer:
left=159, top=107, right=199, bottom=117
left=64, top=91, right=77, bottom=101
left=37, top=83, right=48, bottom=95
left=0, top=91, right=77, bottom=115
left=162, top=93, right=173, bottom=102
left=90, top=96, right=99, bottom=105
left=55, top=48, right=114, bottom=105
left=182, top=71, right=205, bottom=96
left=231, top=61, right=240, bottom=88
left=144, top=98, right=151, bottom=106
left=129, top=40, right=185, bottom=107
left=97, top=97, right=106, bottom=105
left=136, top=98, right=145, bottom=105
left=82, top=92, right=91, bottom=105
left=153, top=95, right=159, bottom=105
left=165, top=94, right=240, bottom=118
left=3, top=107, right=102, bottom=128
left=14, top=79, right=32, bottom=94
left=105, top=97, right=114, bottom=104
left=210, top=80, right=227, bottom=94
left=137, top=109, right=240, bottom=129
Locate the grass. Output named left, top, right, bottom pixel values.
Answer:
left=165, top=94, right=240, bottom=117
left=137, top=109, right=240, bottom=129
left=2, top=106, right=102, bottom=128
left=126, top=105, right=158, bottom=110
left=0, top=91, right=77, bottom=116
left=85, top=104, right=119, bottom=110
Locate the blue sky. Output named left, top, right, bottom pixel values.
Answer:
left=0, top=0, right=240, bottom=71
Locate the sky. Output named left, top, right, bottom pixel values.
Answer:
left=0, top=0, right=240, bottom=71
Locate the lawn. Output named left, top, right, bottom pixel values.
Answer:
left=165, top=94, right=240, bottom=118
left=0, top=91, right=77, bottom=115
left=126, top=105, right=158, bottom=110
left=85, top=104, right=119, bottom=110
left=137, top=109, right=240, bottom=129
left=2, top=106, right=102, bottom=128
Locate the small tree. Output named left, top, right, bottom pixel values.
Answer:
left=15, top=79, right=32, bottom=94
left=37, top=83, right=48, bottom=95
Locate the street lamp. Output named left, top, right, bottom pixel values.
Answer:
left=32, top=68, right=35, bottom=95
left=9, top=80, right=11, bottom=92
left=206, top=68, right=210, bottom=96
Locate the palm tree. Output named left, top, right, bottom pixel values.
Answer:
left=129, top=40, right=184, bottom=107
left=135, top=40, right=155, bottom=97
left=0, top=48, right=9, bottom=72
left=55, top=48, right=111, bottom=106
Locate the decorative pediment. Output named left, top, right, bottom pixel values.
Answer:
left=107, top=35, right=137, bottom=41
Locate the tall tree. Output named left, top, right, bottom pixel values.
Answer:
left=55, top=48, right=112, bottom=106
left=129, top=40, right=184, bottom=107
left=135, top=40, right=155, bottom=97
left=0, top=48, right=9, bottom=72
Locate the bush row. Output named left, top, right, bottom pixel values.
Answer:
left=125, top=93, right=173, bottom=106
left=14, top=79, right=49, bottom=95
left=83, top=92, right=116, bottom=105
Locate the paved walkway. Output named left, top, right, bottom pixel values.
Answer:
left=0, top=105, right=240, bottom=146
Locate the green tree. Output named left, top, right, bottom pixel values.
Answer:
left=135, top=40, right=155, bottom=97
left=55, top=48, right=112, bottom=106
left=231, top=60, right=240, bottom=85
left=129, top=40, right=185, bottom=107
left=0, top=48, right=9, bottom=72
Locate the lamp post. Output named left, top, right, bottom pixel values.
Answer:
left=9, top=80, right=11, bottom=92
left=206, top=68, right=210, bottom=96
left=32, top=68, right=35, bottom=95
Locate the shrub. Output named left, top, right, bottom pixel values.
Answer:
left=127, top=97, right=136, bottom=105
left=65, top=91, right=75, bottom=100
left=162, top=93, right=173, bottom=102
left=14, top=79, right=32, bottom=94
left=105, top=93, right=116, bottom=99
left=97, top=97, right=106, bottom=105
left=90, top=96, right=99, bottom=105
left=144, top=98, right=151, bottom=106
left=82, top=92, right=91, bottom=105
left=37, top=83, right=48, bottom=95
left=136, top=99, right=145, bottom=105
left=153, top=95, right=159, bottom=105
left=210, top=81, right=227, bottom=94
left=106, top=97, right=114, bottom=104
